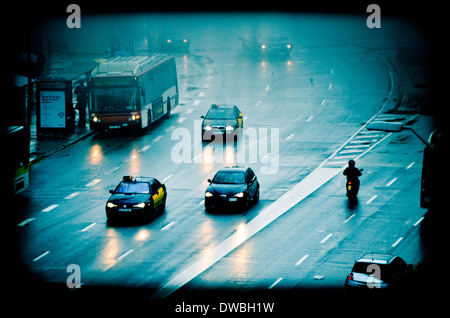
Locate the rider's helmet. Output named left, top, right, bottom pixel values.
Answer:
left=348, top=159, right=355, bottom=167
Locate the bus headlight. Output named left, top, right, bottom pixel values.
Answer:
left=93, top=116, right=98, bottom=122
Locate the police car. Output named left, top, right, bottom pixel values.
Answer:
left=106, top=176, right=166, bottom=222
left=201, top=104, right=243, bottom=141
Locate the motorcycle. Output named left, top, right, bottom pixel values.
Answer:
left=346, top=168, right=363, bottom=202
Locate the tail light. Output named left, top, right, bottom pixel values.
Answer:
left=346, top=272, right=354, bottom=281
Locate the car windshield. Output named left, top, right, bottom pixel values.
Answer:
left=90, top=87, right=138, bottom=112
left=205, top=108, right=235, bottom=120
left=352, top=262, right=392, bottom=280
left=115, top=182, right=150, bottom=194
left=213, top=171, right=246, bottom=184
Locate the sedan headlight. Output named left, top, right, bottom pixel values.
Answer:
left=234, top=192, right=244, bottom=198
left=204, top=125, right=212, bottom=131
left=225, top=125, right=234, bottom=131
left=133, top=203, right=146, bottom=208
left=205, top=192, right=214, bottom=197
left=106, top=202, right=117, bottom=208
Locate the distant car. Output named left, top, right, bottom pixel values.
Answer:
left=241, top=36, right=292, bottom=56
left=106, top=176, right=166, bottom=222
left=201, top=104, right=243, bottom=141
left=345, top=253, right=412, bottom=290
left=205, top=166, right=259, bottom=212
left=161, top=37, right=190, bottom=53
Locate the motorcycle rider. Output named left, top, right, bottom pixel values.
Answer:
left=343, top=159, right=362, bottom=196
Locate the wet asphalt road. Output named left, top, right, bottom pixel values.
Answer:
left=13, top=13, right=434, bottom=309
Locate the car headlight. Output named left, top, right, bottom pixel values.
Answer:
left=225, top=125, right=234, bottom=131
left=106, top=202, right=117, bottom=208
left=204, top=125, right=212, bottom=131
left=205, top=192, right=214, bottom=197
left=133, top=203, right=146, bottom=208
left=234, top=192, right=244, bottom=198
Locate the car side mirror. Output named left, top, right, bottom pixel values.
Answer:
left=109, top=190, right=114, bottom=194
left=207, top=179, right=212, bottom=183
left=201, top=115, right=205, bottom=119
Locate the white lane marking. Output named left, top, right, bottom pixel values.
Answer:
left=153, top=135, right=164, bottom=142
left=339, top=148, right=364, bottom=154
left=185, top=108, right=194, bottom=114
left=65, top=192, right=80, bottom=200
left=155, top=166, right=343, bottom=297
left=80, top=222, right=96, bottom=232
left=162, top=174, right=173, bottom=183
left=255, top=101, right=261, bottom=107
left=265, top=85, right=270, bottom=92
left=366, top=195, right=378, bottom=204
left=118, top=249, right=134, bottom=261
left=17, top=218, right=35, bottom=227
left=295, top=254, right=309, bottom=266
left=414, top=217, right=424, bottom=227
left=199, top=199, right=205, bottom=206
left=198, top=92, right=206, bottom=97
left=178, top=117, right=186, bottom=123
left=320, top=99, right=327, bottom=106
left=406, top=162, right=415, bottom=169
left=320, top=233, right=333, bottom=244
left=104, top=167, right=120, bottom=175
left=386, top=178, right=397, bottom=187
left=86, top=179, right=101, bottom=187
left=140, top=145, right=151, bottom=152
left=261, top=153, right=271, bottom=161
left=343, top=214, right=355, bottom=224
left=33, top=251, right=50, bottom=262
left=286, top=133, right=294, bottom=141
left=192, top=100, right=201, bottom=106
left=392, top=237, right=403, bottom=248
left=328, top=83, right=333, bottom=90
left=268, top=278, right=283, bottom=289
left=41, top=204, right=59, bottom=212
left=306, top=116, right=313, bottom=122
left=161, top=222, right=176, bottom=231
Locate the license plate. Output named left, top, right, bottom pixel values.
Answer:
left=109, top=125, right=120, bottom=129
left=228, top=198, right=238, bottom=202
left=118, top=208, right=131, bottom=212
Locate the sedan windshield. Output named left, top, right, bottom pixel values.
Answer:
left=205, top=108, right=235, bottom=120
left=213, top=171, right=246, bottom=184
left=115, top=182, right=150, bottom=194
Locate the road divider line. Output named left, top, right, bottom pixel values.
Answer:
left=366, top=195, right=378, bottom=204
left=80, top=222, right=96, bottom=232
left=161, top=222, right=175, bottom=231
left=295, top=254, right=309, bottom=266
left=414, top=217, right=424, bottom=227
left=320, top=233, right=333, bottom=244
left=406, top=162, right=415, bottom=169
left=343, top=214, right=355, bottom=224
left=268, top=278, right=283, bottom=289
left=33, top=251, right=50, bottom=262
left=17, top=218, right=35, bottom=227
left=392, top=237, right=403, bottom=248
left=162, top=174, right=173, bottom=183
left=86, top=179, right=101, bottom=187
left=41, top=204, right=59, bottom=212
left=65, top=192, right=80, bottom=200
left=386, top=178, right=397, bottom=187
left=118, top=249, right=134, bottom=261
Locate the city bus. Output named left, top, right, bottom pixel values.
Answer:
left=88, top=55, right=178, bottom=132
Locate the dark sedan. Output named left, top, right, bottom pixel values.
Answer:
left=205, top=166, right=259, bottom=212
left=106, top=176, right=166, bottom=222
left=201, top=104, right=243, bottom=141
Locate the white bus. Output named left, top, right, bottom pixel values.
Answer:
left=88, top=55, right=178, bottom=132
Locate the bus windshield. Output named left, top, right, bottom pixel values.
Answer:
left=90, top=87, right=139, bottom=112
